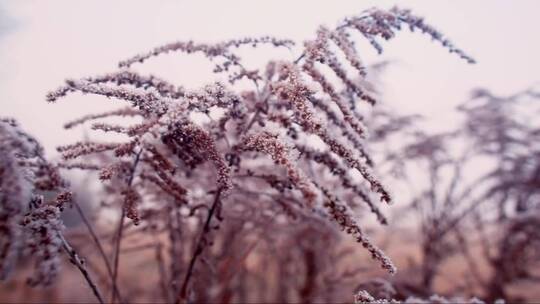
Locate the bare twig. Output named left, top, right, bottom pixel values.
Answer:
left=111, top=148, right=143, bottom=303
left=59, top=232, right=105, bottom=304
left=72, top=200, right=125, bottom=302
left=177, top=188, right=223, bottom=303
left=156, top=243, right=171, bottom=303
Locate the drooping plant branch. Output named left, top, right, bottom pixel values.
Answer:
left=1, top=6, right=476, bottom=303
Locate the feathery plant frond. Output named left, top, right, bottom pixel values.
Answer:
left=0, top=6, right=476, bottom=303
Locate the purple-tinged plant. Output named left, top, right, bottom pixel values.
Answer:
left=4, top=6, right=474, bottom=303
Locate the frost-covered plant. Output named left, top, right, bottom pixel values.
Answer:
left=0, top=118, right=65, bottom=283
left=0, top=118, right=105, bottom=301
left=3, top=6, right=475, bottom=303
left=355, top=289, right=487, bottom=304
left=354, top=279, right=495, bottom=304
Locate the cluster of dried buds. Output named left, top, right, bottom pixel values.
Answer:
left=44, top=7, right=473, bottom=283
left=0, top=6, right=479, bottom=302
left=0, top=118, right=72, bottom=286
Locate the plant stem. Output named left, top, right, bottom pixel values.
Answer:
left=59, top=232, right=105, bottom=304
left=111, top=148, right=143, bottom=303
left=72, top=200, right=125, bottom=302
left=177, top=188, right=223, bottom=303
left=155, top=243, right=171, bottom=302
left=110, top=207, right=126, bottom=304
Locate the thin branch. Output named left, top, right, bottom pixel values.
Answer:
left=177, top=188, right=223, bottom=303
left=110, top=203, right=126, bottom=304
left=111, top=148, right=143, bottom=303
left=72, top=200, right=125, bottom=302
left=59, top=232, right=105, bottom=304
left=156, top=243, right=171, bottom=303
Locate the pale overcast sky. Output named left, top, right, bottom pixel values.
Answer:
left=1, top=0, right=539, bottom=155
